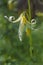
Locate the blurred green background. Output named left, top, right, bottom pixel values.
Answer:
left=0, top=0, right=43, bottom=65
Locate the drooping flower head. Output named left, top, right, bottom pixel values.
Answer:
left=4, top=11, right=36, bottom=41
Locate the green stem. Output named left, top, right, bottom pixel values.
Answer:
left=29, top=34, right=33, bottom=57
left=28, top=0, right=31, bottom=21
left=28, top=0, right=33, bottom=57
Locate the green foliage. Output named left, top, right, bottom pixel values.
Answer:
left=0, top=0, right=43, bottom=65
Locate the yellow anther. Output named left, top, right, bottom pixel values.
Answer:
left=22, top=15, right=27, bottom=24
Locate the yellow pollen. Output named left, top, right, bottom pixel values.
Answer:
left=22, top=15, right=27, bottom=24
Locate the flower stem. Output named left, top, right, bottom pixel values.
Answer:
left=28, top=0, right=33, bottom=57
left=29, top=34, right=33, bottom=58
left=28, top=0, right=31, bottom=21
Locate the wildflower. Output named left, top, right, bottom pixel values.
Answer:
left=4, top=12, right=36, bottom=41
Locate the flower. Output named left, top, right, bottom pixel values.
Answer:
left=4, top=12, right=36, bottom=41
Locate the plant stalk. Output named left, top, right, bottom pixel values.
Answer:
left=28, top=0, right=33, bottom=57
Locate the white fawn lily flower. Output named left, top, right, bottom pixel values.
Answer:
left=4, top=12, right=36, bottom=41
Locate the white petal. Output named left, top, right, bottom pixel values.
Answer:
left=31, top=19, right=36, bottom=24
left=9, top=16, right=15, bottom=22
left=18, top=20, right=26, bottom=41
left=4, top=16, right=8, bottom=20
